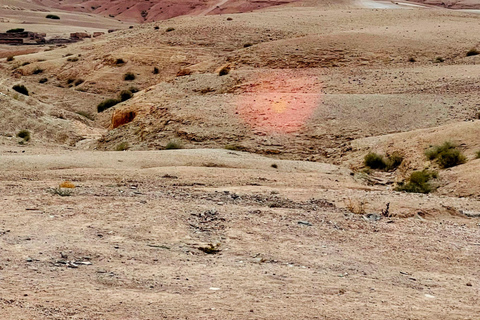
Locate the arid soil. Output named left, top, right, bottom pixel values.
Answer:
left=1, top=147, right=479, bottom=319
left=0, top=0, right=480, bottom=318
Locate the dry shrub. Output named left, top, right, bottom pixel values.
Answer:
left=345, top=198, right=367, bottom=214
left=59, top=181, right=75, bottom=188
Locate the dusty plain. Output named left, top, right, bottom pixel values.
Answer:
left=0, top=0, right=479, bottom=318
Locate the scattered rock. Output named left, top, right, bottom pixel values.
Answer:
left=362, top=213, right=381, bottom=222
left=297, top=220, right=312, bottom=226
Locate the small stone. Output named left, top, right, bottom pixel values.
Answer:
left=26, top=257, right=33, bottom=262
left=298, top=221, right=312, bottom=226
left=466, top=282, right=472, bottom=287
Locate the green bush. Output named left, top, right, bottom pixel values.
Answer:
left=17, top=129, right=31, bottom=141
left=97, top=98, right=120, bottom=112
left=115, top=141, right=129, bottom=151
left=364, top=151, right=403, bottom=171
left=437, top=149, right=466, bottom=168
left=395, top=170, right=438, bottom=194
left=7, top=28, right=24, bottom=33
left=386, top=152, right=404, bottom=170
left=425, top=142, right=466, bottom=168
left=12, top=84, right=29, bottom=96
left=46, top=14, right=60, bottom=19
left=119, top=90, right=133, bottom=102
left=123, top=72, right=135, bottom=81
left=466, top=48, right=480, bottom=57
left=364, top=152, right=387, bottom=170
left=165, top=140, right=182, bottom=150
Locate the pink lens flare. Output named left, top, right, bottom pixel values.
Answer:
left=235, top=75, right=322, bottom=134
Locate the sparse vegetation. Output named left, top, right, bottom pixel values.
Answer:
left=224, top=144, right=244, bottom=151
left=476, top=150, right=480, bottom=159
left=244, top=43, right=253, bottom=48
left=271, top=163, right=278, bottom=169
left=50, top=187, right=72, bottom=197
left=6, top=28, right=25, bottom=33
left=364, top=151, right=403, bottom=171
left=123, top=72, right=136, bottom=81
left=165, top=140, right=182, bottom=150
left=46, top=14, right=60, bottom=19
left=115, top=58, right=125, bottom=65
left=128, top=86, right=139, bottom=93
left=395, top=170, right=438, bottom=194
left=74, top=79, right=84, bottom=86
left=364, top=152, right=387, bottom=170
left=96, top=88, right=136, bottom=112
left=21, top=62, right=30, bottom=66
left=119, top=90, right=133, bottom=102
left=17, top=130, right=31, bottom=142
left=67, top=57, right=79, bottom=62
left=434, top=56, right=444, bottom=63
left=466, top=48, right=480, bottom=57
left=166, top=27, right=175, bottom=32
left=115, top=141, right=130, bottom=151
left=12, top=84, right=29, bottom=96
left=218, top=65, right=231, bottom=76
left=408, top=57, right=416, bottom=62
left=97, top=98, right=120, bottom=112
left=6, top=56, right=14, bottom=62
left=32, top=67, right=43, bottom=75
left=425, top=142, right=466, bottom=168
left=153, top=67, right=159, bottom=74
left=346, top=198, right=366, bottom=215
left=59, top=181, right=75, bottom=188
left=39, top=78, right=48, bottom=84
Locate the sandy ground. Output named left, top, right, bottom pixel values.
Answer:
left=1, top=0, right=480, bottom=318
left=0, top=147, right=479, bottom=319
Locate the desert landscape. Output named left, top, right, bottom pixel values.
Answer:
left=0, top=0, right=479, bottom=318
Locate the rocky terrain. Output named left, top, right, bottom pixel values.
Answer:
left=0, top=0, right=479, bottom=318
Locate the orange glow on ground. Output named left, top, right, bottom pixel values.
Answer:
left=235, top=75, right=322, bottom=134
